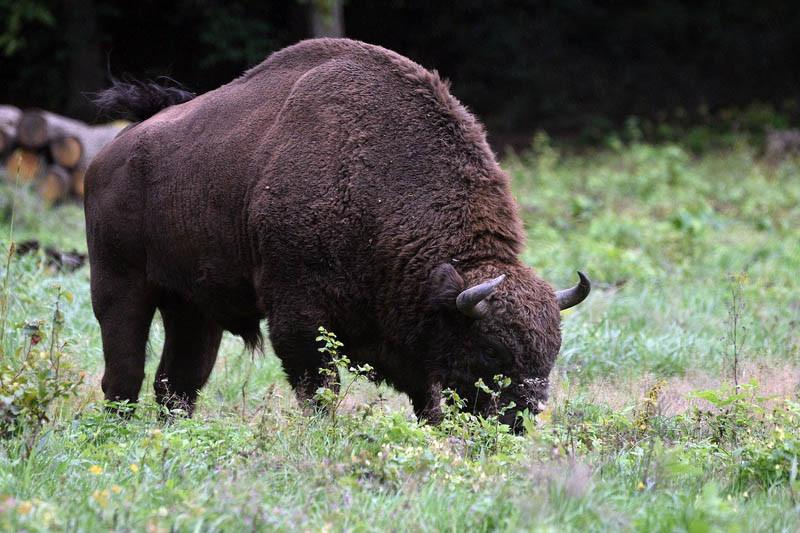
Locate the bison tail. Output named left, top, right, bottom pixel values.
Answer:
left=92, top=76, right=195, bottom=122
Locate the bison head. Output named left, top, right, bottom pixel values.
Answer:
left=428, top=263, right=590, bottom=432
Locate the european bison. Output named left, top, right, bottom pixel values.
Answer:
left=86, top=38, right=589, bottom=430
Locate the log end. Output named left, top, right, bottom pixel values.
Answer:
left=17, top=111, right=48, bottom=150
left=5, top=149, right=45, bottom=183
left=37, top=165, right=71, bottom=205
left=50, top=135, right=83, bottom=168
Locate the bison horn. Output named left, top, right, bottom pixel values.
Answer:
left=556, top=271, right=591, bottom=310
left=456, top=274, right=505, bottom=318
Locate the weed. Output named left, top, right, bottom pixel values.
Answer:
left=726, top=272, right=748, bottom=391
left=314, top=326, right=374, bottom=423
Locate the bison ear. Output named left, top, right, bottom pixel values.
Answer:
left=429, top=263, right=465, bottom=310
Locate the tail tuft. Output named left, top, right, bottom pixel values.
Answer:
left=92, top=77, right=195, bottom=122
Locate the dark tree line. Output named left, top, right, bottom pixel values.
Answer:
left=2, top=0, right=798, bottom=143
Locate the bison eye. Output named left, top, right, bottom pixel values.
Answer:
left=478, top=344, right=506, bottom=366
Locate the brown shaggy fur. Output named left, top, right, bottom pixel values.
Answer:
left=85, top=38, right=566, bottom=427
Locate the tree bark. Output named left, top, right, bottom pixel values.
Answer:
left=0, top=106, right=20, bottom=130
left=0, top=106, right=20, bottom=155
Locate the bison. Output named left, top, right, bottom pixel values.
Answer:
left=86, top=38, right=589, bottom=430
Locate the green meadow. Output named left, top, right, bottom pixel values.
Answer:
left=0, top=134, right=798, bottom=531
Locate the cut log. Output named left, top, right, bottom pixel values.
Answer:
left=0, top=105, right=21, bottom=129
left=50, top=135, right=83, bottom=168
left=74, top=122, right=124, bottom=169
left=0, top=105, right=20, bottom=155
left=72, top=168, right=86, bottom=198
left=0, top=125, right=15, bottom=155
left=17, top=111, right=49, bottom=149
left=37, top=165, right=72, bottom=205
left=6, top=109, right=122, bottom=205
left=5, top=148, right=46, bottom=183
left=18, top=109, right=124, bottom=167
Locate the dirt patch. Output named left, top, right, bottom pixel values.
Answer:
left=550, top=361, right=800, bottom=415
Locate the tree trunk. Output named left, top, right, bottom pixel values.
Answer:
left=310, top=0, right=344, bottom=38
left=64, top=0, right=106, bottom=120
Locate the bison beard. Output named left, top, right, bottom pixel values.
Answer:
left=85, top=38, right=589, bottom=431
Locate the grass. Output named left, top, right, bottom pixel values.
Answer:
left=0, top=135, right=798, bottom=531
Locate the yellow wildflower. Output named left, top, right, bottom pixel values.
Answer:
left=17, top=500, right=33, bottom=515
left=130, top=463, right=140, bottom=473
left=88, top=465, right=103, bottom=475
left=92, top=490, right=110, bottom=508
left=636, top=481, right=646, bottom=491
left=111, top=485, right=122, bottom=494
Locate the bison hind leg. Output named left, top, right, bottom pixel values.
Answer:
left=154, top=296, right=223, bottom=417
left=90, top=264, right=158, bottom=412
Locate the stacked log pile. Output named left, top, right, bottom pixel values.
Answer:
left=0, top=105, right=125, bottom=205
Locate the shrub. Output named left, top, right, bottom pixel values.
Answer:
left=0, top=281, right=83, bottom=440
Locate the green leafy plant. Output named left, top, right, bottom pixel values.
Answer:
left=0, top=169, right=84, bottom=446
left=690, top=380, right=763, bottom=447
left=314, top=326, right=373, bottom=423
left=0, top=287, right=83, bottom=441
left=437, top=375, right=520, bottom=458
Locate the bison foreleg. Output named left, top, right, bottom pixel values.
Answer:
left=268, top=314, right=339, bottom=413
left=285, top=362, right=340, bottom=414
left=410, top=380, right=444, bottom=425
